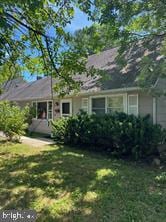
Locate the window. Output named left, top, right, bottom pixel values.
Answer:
left=81, top=98, right=88, bottom=113
left=92, top=98, right=105, bottom=115
left=32, top=101, right=53, bottom=120
left=107, top=96, right=124, bottom=113
left=48, top=101, right=53, bottom=119
left=62, top=103, right=70, bottom=114
left=32, top=102, right=37, bottom=118
left=61, top=99, right=72, bottom=117
left=128, top=95, right=138, bottom=116
left=37, top=102, right=47, bottom=119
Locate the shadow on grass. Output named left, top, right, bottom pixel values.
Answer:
left=0, top=145, right=165, bottom=222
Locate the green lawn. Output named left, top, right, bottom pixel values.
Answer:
left=0, top=140, right=165, bottom=222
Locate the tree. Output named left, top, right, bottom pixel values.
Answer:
left=89, top=0, right=165, bottom=40
left=88, top=0, right=166, bottom=90
left=70, top=24, right=119, bottom=55
left=0, top=0, right=94, bottom=95
left=0, top=1, right=165, bottom=95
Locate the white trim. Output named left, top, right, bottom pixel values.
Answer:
left=153, top=97, right=157, bottom=124
left=105, top=96, right=108, bottom=114
left=57, top=87, right=141, bottom=99
left=107, top=93, right=127, bottom=113
left=77, top=87, right=141, bottom=97
left=60, top=99, right=72, bottom=117
left=32, top=101, right=37, bottom=119
left=90, top=96, right=106, bottom=114
left=128, top=94, right=139, bottom=116
left=47, top=101, right=53, bottom=120
left=89, top=93, right=128, bottom=114
left=32, top=100, right=53, bottom=120
left=81, top=98, right=89, bottom=113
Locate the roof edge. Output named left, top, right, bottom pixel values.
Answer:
left=61, top=87, right=141, bottom=98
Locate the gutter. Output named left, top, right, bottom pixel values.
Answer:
left=2, top=87, right=141, bottom=102
left=61, top=86, right=141, bottom=98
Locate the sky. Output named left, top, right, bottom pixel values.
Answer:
left=66, top=8, right=92, bottom=33
left=25, top=8, right=92, bottom=82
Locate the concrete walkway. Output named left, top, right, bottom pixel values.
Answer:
left=21, top=136, right=54, bottom=147
left=0, top=132, right=54, bottom=147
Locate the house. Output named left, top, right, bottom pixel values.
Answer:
left=0, top=37, right=166, bottom=134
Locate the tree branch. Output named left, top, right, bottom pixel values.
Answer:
left=0, top=12, right=49, bottom=38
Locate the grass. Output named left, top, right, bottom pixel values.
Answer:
left=0, top=140, right=165, bottom=222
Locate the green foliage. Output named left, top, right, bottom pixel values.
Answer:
left=0, top=0, right=165, bottom=94
left=73, top=0, right=166, bottom=92
left=155, top=172, right=166, bottom=184
left=52, top=111, right=164, bottom=159
left=25, top=105, right=36, bottom=126
left=90, top=0, right=165, bottom=40
left=51, top=117, right=69, bottom=142
left=70, top=24, right=119, bottom=55
left=0, top=101, right=29, bottom=141
left=0, top=0, right=96, bottom=94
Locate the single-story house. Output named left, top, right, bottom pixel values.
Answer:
left=0, top=37, right=166, bottom=134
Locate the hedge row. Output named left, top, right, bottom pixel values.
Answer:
left=51, top=111, right=165, bottom=159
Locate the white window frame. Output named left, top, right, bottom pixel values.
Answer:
left=32, top=101, right=37, bottom=119
left=89, top=94, right=127, bottom=115
left=90, top=96, right=106, bottom=115
left=32, top=100, right=53, bottom=120
left=153, top=97, right=157, bottom=124
left=107, top=94, right=127, bottom=113
left=60, top=99, right=72, bottom=117
left=81, top=98, right=89, bottom=113
left=47, top=101, right=53, bottom=120
left=128, top=94, right=138, bottom=116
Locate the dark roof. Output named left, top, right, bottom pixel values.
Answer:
left=84, top=36, right=164, bottom=90
left=0, top=37, right=164, bottom=101
left=0, top=77, right=53, bottom=101
left=2, top=77, right=26, bottom=90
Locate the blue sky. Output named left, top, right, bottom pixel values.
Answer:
left=66, top=8, right=92, bottom=33
left=25, top=8, right=92, bottom=81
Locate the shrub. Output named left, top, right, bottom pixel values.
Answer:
left=51, top=117, right=69, bottom=142
left=0, top=101, right=29, bottom=141
left=51, top=111, right=164, bottom=159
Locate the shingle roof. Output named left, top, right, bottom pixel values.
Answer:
left=2, top=77, right=26, bottom=90
left=0, top=77, right=53, bottom=101
left=84, top=36, right=164, bottom=91
left=0, top=36, right=164, bottom=101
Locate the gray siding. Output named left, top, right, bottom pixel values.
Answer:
left=72, top=92, right=154, bottom=118
left=157, top=96, right=166, bottom=128
left=29, top=119, right=51, bottom=134
left=12, top=90, right=166, bottom=134
left=72, top=96, right=84, bottom=115
left=16, top=101, right=30, bottom=108
left=138, top=93, right=153, bottom=117
left=53, top=99, right=61, bottom=119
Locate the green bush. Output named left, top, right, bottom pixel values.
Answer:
left=51, top=111, right=164, bottom=159
left=0, top=101, right=29, bottom=141
left=51, top=117, right=69, bottom=142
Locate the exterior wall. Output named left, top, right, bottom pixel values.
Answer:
left=72, top=96, right=84, bottom=115
left=138, top=93, right=153, bottom=117
left=17, top=99, right=54, bottom=135
left=53, top=99, right=61, bottom=119
left=29, top=119, right=52, bottom=134
left=16, top=101, right=30, bottom=108
left=71, top=91, right=154, bottom=118
left=14, top=90, right=166, bottom=134
left=156, top=96, right=166, bottom=128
